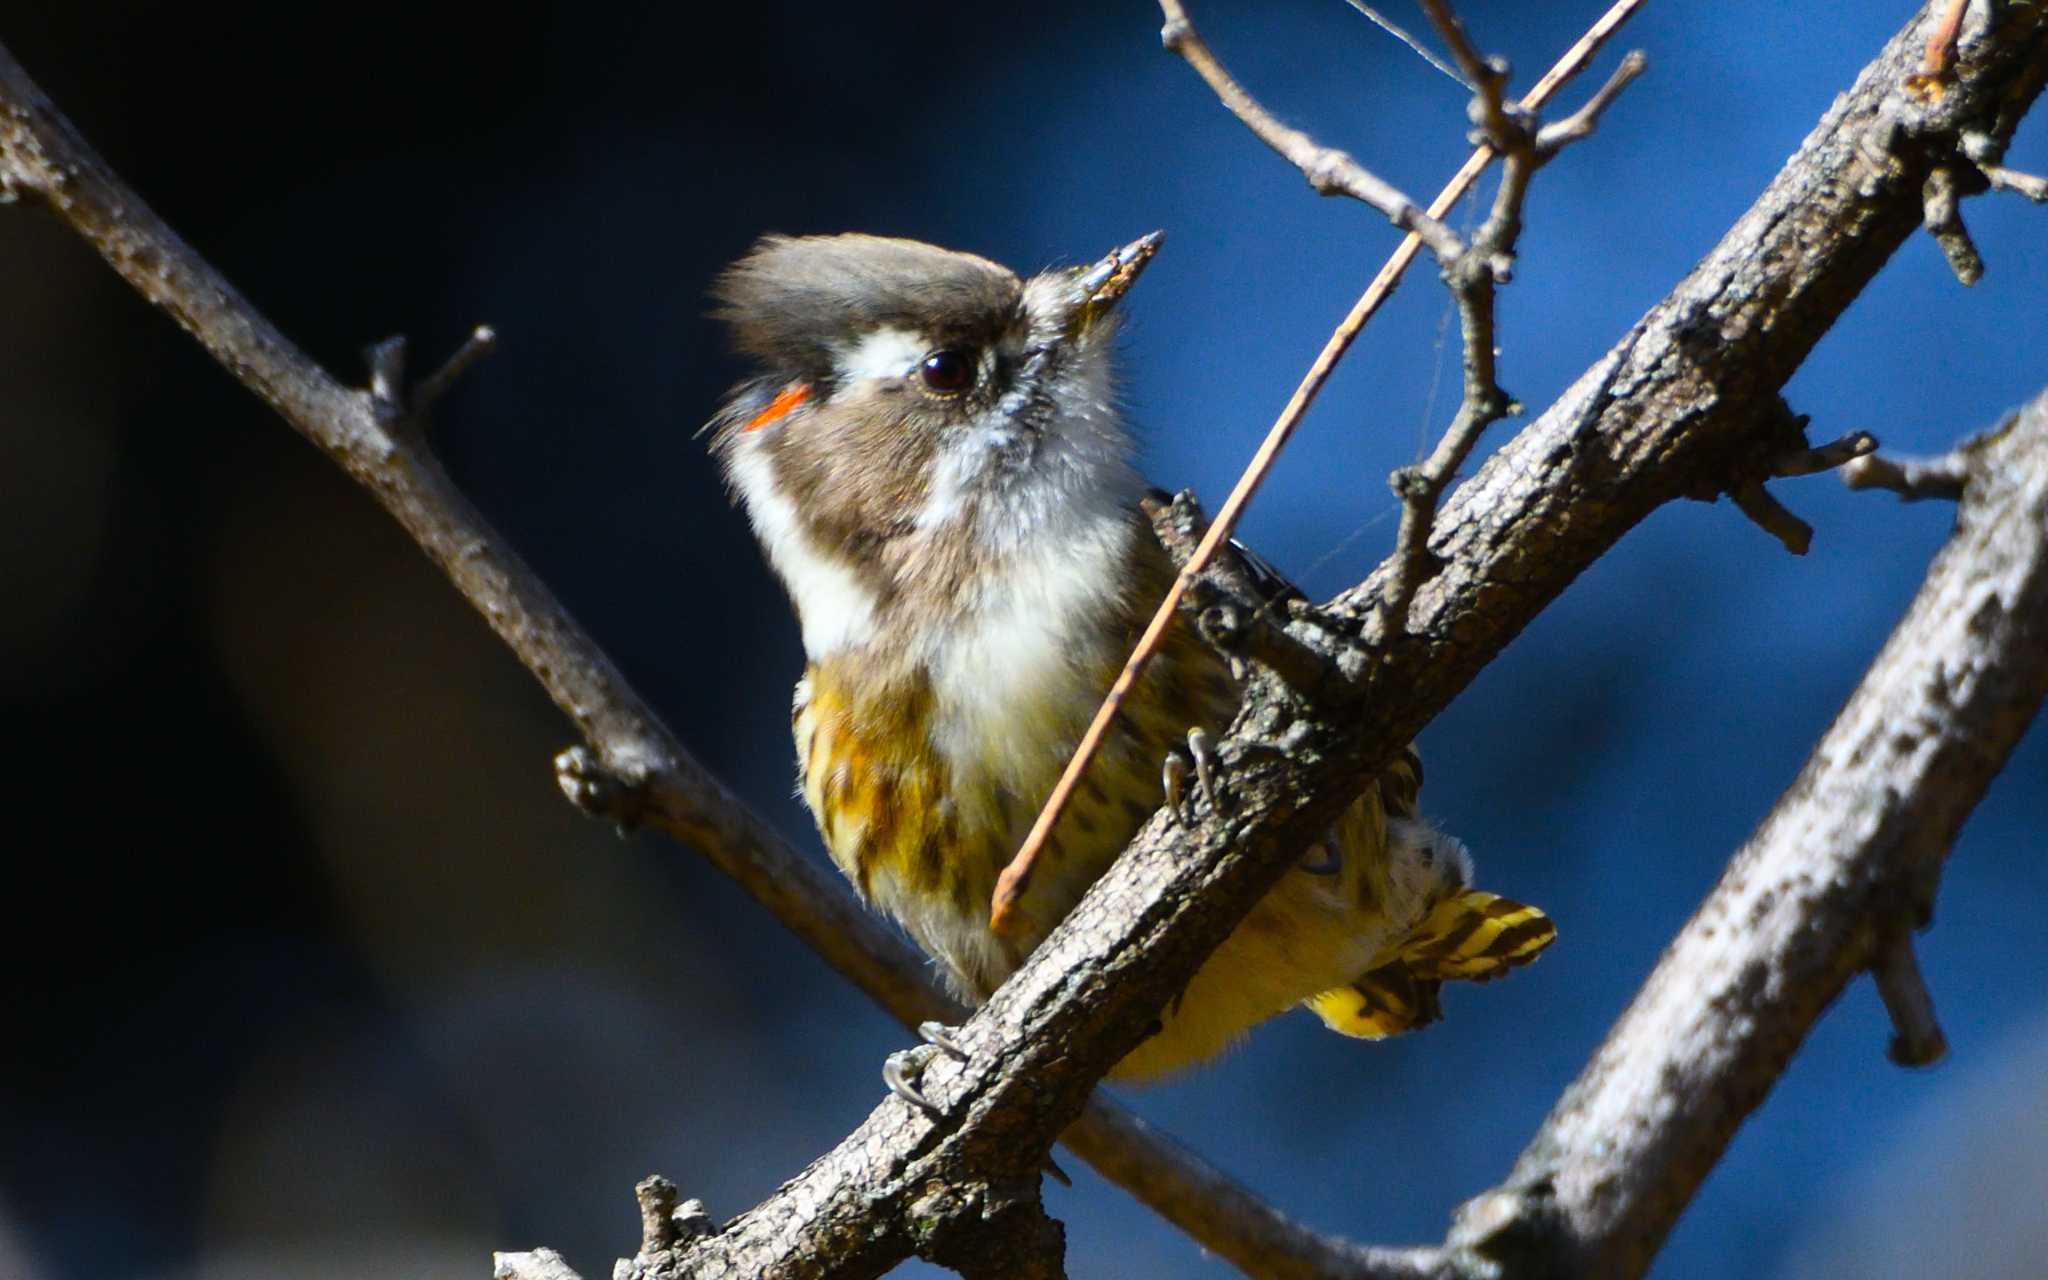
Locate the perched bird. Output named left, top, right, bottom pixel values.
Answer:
left=706, top=231, right=1553, bottom=1086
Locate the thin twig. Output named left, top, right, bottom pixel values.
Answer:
left=991, top=0, right=1653, bottom=935
left=1772, top=430, right=1878, bottom=477
left=1981, top=162, right=2048, bottom=202
left=1842, top=447, right=1973, bottom=502
left=1537, top=51, right=1649, bottom=153
left=1158, top=0, right=1465, bottom=262
left=1730, top=478, right=1814, bottom=555
left=1418, top=0, right=1514, bottom=146
left=416, top=323, right=498, bottom=412
left=1924, top=0, right=1972, bottom=77
left=1873, top=932, right=1948, bottom=1067
left=1922, top=165, right=1985, bottom=285
left=1376, top=9, right=1646, bottom=638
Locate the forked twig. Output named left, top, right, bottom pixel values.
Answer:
left=1377, top=41, right=1647, bottom=638
left=1158, top=0, right=1464, bottom=262
left=991, top=0, right=1653, bottom=934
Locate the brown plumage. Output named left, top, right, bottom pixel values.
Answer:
left=707, top=232, right=1554, bottom=1080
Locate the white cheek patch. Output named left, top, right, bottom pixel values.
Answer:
left=726, top=441, right=880, bottom=657
left=917, top=408, right=1019, bottom=532
left=833, top=327, right=928, bottom=385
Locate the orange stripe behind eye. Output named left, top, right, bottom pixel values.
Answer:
left=745, top=381, right=812, bottom=431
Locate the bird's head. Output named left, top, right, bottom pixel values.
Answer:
left=706, top=232, right=1162, bottom=655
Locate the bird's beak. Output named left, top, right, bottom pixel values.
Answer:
left=1068, top=230, right=1164, bottom=337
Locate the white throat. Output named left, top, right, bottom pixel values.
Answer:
left=725, top=438, right=881, bottom=657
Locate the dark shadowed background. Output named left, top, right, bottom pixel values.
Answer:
left=3, top=2, right=2045, bottom=1277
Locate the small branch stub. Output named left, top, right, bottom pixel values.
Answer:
left=1843, top=448, right=1974, bottom=503
left=1731, top=479, right=1814, bottom=556
left=636, top=1175, right=682, bottom=1255
left=418, top=323, right=499, bottom=412
left=1874, top=933, right=1948, bottom=1067
left=1981, top=163, right=2048, bottom=202
left=555, top=744, right=654, bottom=833
left=1773, top=430, right=1879, bottom=477
left=1922, top=166, right=1985, bottom=285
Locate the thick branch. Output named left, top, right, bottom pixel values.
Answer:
left=1452, top=391, right=2048, bottom=1277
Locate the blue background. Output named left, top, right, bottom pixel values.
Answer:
left=2, top=2, right=2044, bottom=1278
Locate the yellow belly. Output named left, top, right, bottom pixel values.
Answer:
left=793, top=617, right=1423, bottom=1081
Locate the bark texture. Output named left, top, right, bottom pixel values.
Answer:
left=3, top=2, right=2045, bottom=1278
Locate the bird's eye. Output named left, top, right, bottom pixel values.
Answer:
left=919, top=348, right=976, bottom=395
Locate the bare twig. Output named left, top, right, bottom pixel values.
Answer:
left=1730, top=478, right=1815, bottom=555
left=993, top=0, right=1653, bottom=934
left=1923, top=0, right=1972, bottom=77
left=1923, top=165, right=1985, bottom=285
left=1981, top=162, right=2048, bottom=202
left=417, top=323, right=499, bottom=412
left=1377, top=10, right=1647, bottom=638
left=1773, top=430, right=1879, bottom=477
left=1454, top=391, right=2048, bottom=1277
left=1060, top=1101, right=1456, bottom=1280
left=1157, top=0, right=1464, bottom=261
left=1536, top=51, right=1649, bottom=153
left=1418, top=0, right=1515, bottom=153
left=1842, top=445, right=1974, bottom=502
left=1874, top=932, right=1949, bottom=1067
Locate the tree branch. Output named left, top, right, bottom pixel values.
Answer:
left=1843, top=440, right=1977, bottom=501
left=1381, top=17, right=1649, bottom=637
left=1449, top=391, right=2048, bottom=1276
left=1158, top=0, right=1465, bottom=261
left=646, top=7, right=2048, bottom=1276
left=7, top=2, right=2047, bottom=1277
left=0, top=31, right=1339, bottom=1280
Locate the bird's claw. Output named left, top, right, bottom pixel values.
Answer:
left=1187, top=728, right=1222, bottom=813
left=887, top=1028, right=1071, bottom=1187
left=1162, top=751, right=1190, bottom=827
left=883, top=1021, right=968, bottom=1116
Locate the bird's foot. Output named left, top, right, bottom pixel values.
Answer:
left=883, top=1020, right=967, bottom=1116
left=1162, top=751, right=1190, bottom=826
left=882, top=1021, right=1072, bottom=1187
left=1186, top=728, right=1222, bottom=813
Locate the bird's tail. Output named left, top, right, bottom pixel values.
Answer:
left=1308, top=891, right=1555, bottom=1039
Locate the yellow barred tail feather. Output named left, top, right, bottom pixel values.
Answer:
left=1308, top=891, right=1555, bottom=1039
left=1403, top=890, right=1556, bottom=980
left=1307, top=964, right=1444, bottom=1039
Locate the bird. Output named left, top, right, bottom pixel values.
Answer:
left=704, top=230, right=1553, bottom=1090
